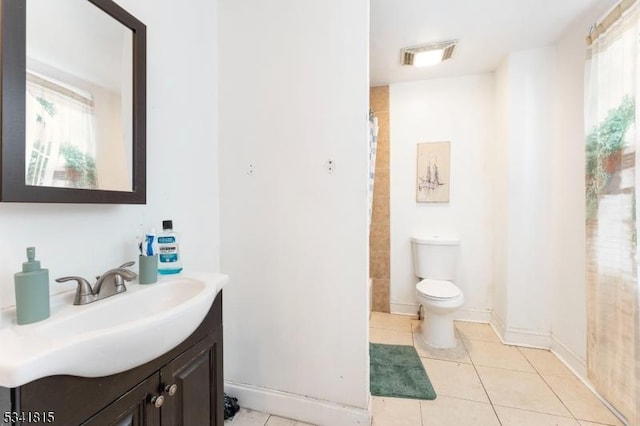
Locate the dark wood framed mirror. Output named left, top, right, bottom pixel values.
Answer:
left=0, top=0, right=146, bottom=203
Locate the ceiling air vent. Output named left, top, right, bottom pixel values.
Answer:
left=400, top=40, right=457, bottom=67
left=402, top=51, right=415, bottom=66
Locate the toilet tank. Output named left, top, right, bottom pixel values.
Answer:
left=411, top=235, right=460, bottom=280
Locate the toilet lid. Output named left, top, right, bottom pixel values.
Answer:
left=416, top=279, right=462, bottom=300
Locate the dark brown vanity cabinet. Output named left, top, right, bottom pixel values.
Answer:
left=0, top=293, right=223, bottom=426
left=83, top=334, right=220, bottom=426
left=81, top=374, right=160, bottom=426
left=160, top=335, right=220, bottom=426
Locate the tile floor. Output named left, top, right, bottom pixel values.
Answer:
left=225, top=409, right=315, bottom=426
left=225, top=313, right=625, bottom=426
left=370, top=313, right=624, bottom=426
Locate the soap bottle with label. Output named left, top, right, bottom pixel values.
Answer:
left=14, top=247, right=50, bottom=325
left=157, top=220, right=183, bottom=275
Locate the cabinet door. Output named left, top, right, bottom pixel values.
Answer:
left=81, top=374, right=161, bottom=426
left=160, top=328, right=222, bottom=426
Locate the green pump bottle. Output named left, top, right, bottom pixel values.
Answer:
left=14, top=247, right=50, bottom=325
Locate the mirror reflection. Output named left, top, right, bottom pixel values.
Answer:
left=25, top=0, right=133, bottom=191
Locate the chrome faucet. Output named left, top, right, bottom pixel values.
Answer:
left=56, top=261, right=137, bottom=305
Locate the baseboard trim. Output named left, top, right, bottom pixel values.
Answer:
left=224, top=381, right=371, bottom=426
left=504, top=326, right=551, bottom=348
left=549, top=337, right=629, bottom=425
left=391, top=302, right=491, bottom=323
left=489, top=312, right=551, bottom=348
left=487, top=313, right=628, bottom=425
left=489, top=311, right=506, bottom=341
left=390, top=301, right=419, bottom=316
left=456, top=307, right=492, bottom=323
left=549, top=334, right=586, bottom=378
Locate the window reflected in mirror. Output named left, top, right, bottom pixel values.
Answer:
left=26, top=71, right=98, bottom=189
left=25, top=0, right=133, bottom=192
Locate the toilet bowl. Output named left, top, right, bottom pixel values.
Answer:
left=416, top=279, right=464, bottom=348
left=411, top=235, right=464, bottom=349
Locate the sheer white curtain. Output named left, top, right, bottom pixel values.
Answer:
left=25, top=73, right=96, bottom=188
left=585, top=1, right=640, bottom=423
left=368, top=110, right=379, bottom=230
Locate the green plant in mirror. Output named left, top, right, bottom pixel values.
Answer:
left=59, top=143, right=97, bottom=189
left=34, top=96, right=56, bottom=126
left=585, top=95, right=635, bottom=215
left=25, top=95, right=98, bottom=190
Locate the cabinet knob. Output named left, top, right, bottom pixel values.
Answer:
left=150, top=394, right=165, bottom=408
left=165, top=383, right=178, bottom=396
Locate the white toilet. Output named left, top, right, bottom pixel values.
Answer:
left=411, top=235, right=464, bottom=349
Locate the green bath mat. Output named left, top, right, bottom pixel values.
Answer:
left=370, top=343, right=436, bottom=400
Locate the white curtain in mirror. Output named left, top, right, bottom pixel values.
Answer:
left=25, top=72, right=97, bottom=189
left=26, top=0, right=133, bottom=192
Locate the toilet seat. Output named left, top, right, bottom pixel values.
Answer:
left=416, top=279, right=462, bottom=300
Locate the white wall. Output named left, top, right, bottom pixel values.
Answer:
left=389, top=75, right=495, bottom=321
left=388, top=45, right=584, bottom=352
left=489, top=0, right=618, bottom=360
left=500, top=47, right=555, bottom=345
left=550, top=0, right=618, bottom=376
left=0, top=0, right=220, bottom=309
left=218, top=1, right=370, bottom=425
left=489, top=48, right=556, bottom=346
left=492, top=58, right=510, bottom=328
left=381, top=0, right=618, bottom=386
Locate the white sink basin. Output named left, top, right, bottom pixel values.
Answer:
left=0, top=272, right=227, bottom=388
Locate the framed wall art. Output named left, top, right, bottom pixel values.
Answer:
left=416, top=141, right=450, bottom=203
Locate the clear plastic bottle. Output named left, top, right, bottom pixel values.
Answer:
left=157, top=220, right=183, bottom=275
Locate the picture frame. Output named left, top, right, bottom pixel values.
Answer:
left=416, top=141, right=450, bottom=203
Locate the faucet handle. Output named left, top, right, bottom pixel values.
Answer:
left=113, top=267, right=137, bottom=282
left=112, top=266, right=137, bottom=294
left=109, top=262, right=136, bottom=293
left=55, top=276, right=95, bottom=305
left=119, top=261, right=135, bottom=269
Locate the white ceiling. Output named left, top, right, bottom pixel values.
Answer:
left=28, top=0, right=129, bottom=92
left=370, top=0, right=616, bottom=85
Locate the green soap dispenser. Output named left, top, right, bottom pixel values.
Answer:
left=14, top=247, right=50, bottom=325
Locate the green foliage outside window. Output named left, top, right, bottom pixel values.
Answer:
left=585, top=95, right=635, bottom=215
left=59, top=143, right=97, bottom=189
